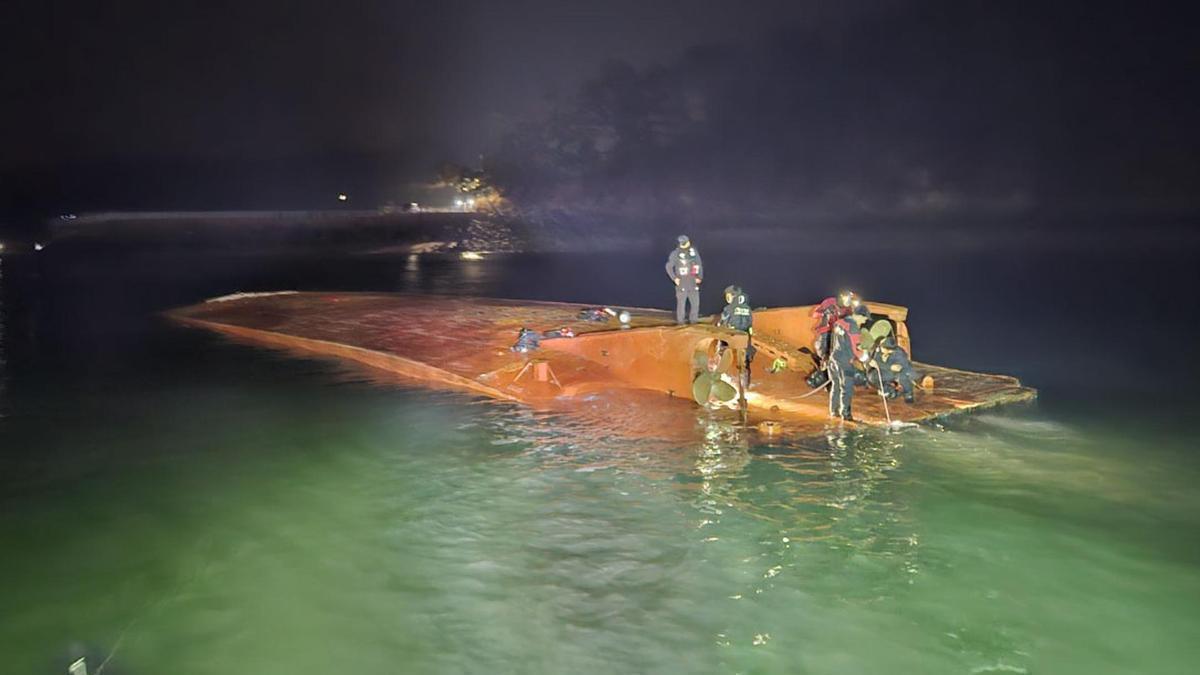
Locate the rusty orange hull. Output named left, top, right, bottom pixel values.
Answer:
left=168, top=292, right=1035, bottom=439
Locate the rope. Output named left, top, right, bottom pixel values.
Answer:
left=92, top=544, right=215, bottom=674
left=94, top=620, right=135, bottom=675
left=793, top=379, right=831, bottom=398
left=870, top=360, right=894, bottom=426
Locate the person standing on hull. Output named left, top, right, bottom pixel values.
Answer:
left=828, top=303, right=871, bottom=421
left=665, top=234, right=703, bottom=324
left=808, top=290, right=857, bottom=387
left=717, top=284, right=756, bottom=392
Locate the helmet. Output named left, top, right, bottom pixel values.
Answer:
left=850, top=303, right=871, bottom=325
left=677, top=234, right=691, bottom=248
left=723, top=284, right=742, bottom=302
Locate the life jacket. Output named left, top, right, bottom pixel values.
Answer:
left=811, top=297, right=846, bottom=335
left=674, top=247, right=701, bottom=277
left=720, top=296, right=753, bottom=332
left=830, top=316, right=864, bottom=361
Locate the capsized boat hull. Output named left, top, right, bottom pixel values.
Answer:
left=168, top=292, right=1036, bottom=438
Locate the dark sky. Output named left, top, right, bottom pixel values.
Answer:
left=6, top=1, right=873, bottom=166
left=2, top=0, right=1197, bottom=220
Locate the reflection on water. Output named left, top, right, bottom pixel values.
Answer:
left=1, top=248, right=1199, bottom=674
left=2, top=335, right=1198, bottom=674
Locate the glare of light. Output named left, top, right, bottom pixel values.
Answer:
left=34, top=243, right=44, bottom=251
left=459, top=251, right=485, bottom=261
left=337, top=193, right=348, bottom=201
left=454, top=199, right=463, bottom=207
left=0, top=242, right=5, bottom=254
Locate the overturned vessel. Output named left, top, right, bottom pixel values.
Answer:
left=168, top=292, right=1035, bottom=438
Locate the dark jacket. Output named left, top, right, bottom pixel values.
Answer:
left=829, top=316, right=866, bottom=366
left=718, top=295, right=753, bottom=333
left=664, top=246, right=703, bottom=289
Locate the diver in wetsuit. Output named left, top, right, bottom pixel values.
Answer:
left=828, top=303, right=870, bottom=420
left=665, top=235, right=703, bottom=324
left=811, top=290, right=857, bottom=359
left=808, top=290, right=857, bottom=388
left=717, top=284, right=755, bottom=389
left=867, top=335, right=917, bottom=403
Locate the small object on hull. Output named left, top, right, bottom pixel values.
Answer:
left=577, top=307, right=614, bottom=322
left=757, top=420, right=782, bottom=435
left=511, top=327, right=541, bottom=353
left=511, top=326, right=575, bottom=352
left=513, top=359, right=561, bottom=388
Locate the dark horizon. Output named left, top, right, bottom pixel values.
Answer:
left=3, top=1, right=1198, bottom=235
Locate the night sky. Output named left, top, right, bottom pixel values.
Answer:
left=2, top=0, right=1197, bottom=226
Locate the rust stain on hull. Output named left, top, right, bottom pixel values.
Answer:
left=173, top=314, right=523, bottom=402
left=167, top=292, right=1036, bottom=439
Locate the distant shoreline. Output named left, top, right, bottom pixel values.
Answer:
left=48, top=209, right=524, bottom=254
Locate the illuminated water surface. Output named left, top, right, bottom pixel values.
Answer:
left=0, top=248, right=1197, bottom=674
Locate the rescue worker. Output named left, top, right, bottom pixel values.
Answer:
left=811, top=290, right=857, bottom=360
left=866, top=335, right=917, bottom=403
left=807, top=290, right=857, bottom=388
left=717, top=284, right=755, bottom=389
left=828, top=302, right=870, bottom=421
left=665, top=234, right=703, bottom=324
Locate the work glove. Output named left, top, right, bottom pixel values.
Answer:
left=673, top=278, right=680, bottom=286
left=857, top=351, right=869, bottom=363
left=696, top=278, right=702, bottom=285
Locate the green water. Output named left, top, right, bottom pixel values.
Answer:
left=3, top=366, right=1198, bottom=674
left=1, top=250, right=1199, bottom=674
